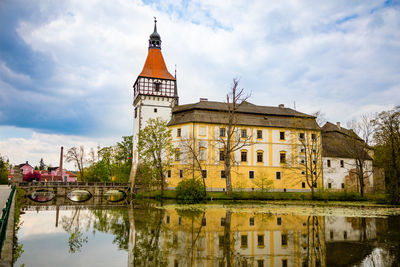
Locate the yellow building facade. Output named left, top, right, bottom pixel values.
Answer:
left=167, top=101, right=322, bottom=192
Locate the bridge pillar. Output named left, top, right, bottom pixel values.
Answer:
left=57, top=187, right=66, bottom=197
left=94, top=187, right=104, bottom=197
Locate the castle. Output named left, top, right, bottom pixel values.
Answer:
left=132, top=20, right=377, bottom=193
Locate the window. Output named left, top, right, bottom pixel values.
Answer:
left=249, top=217, right=255, bottom=226
left=340, top=160, right=344, bottom=167
left=249, top=171, right=254, bottom=179
left=154, top=108, right=157, bottom=113
left=276, top=172, right=281, bottom=180
left=220, top=127, right=226, bottom=137
left=220, top=218, right=226, bottom=226
left=280, top=131, right=285, bottom=140
left=312, top=149, right=316, bottom=153
left=201, top=217, right=207, bottom=226
left=341, top=183, right=345, bottom=189
left=257, top=130, right=263, bottom=139
left=174, top=260, right=178, bottom=267
left=277, top=217, right=282, bottom=225
left=280, top=152, right=286, bottom=164
left=220, top=150, right=225, bottom=161
left=328, top=183, right=332, bottom=189
left=300, top=148, right=305, bottom=153
left=330, top=231, right=334, bottom=240
left=167, top=170, right=171, bottom=178
left=282, top=259, right=288, bottom=267
left=175, top=149, right=180, bottom=161
left=154, top=82, right=160, bottom=92
left=344, top=231, right=347, bottom=240
left=134, top=107, right=138, bottom=118
left=301, top=171, right=305, bottom=174
left=281, top=234, right=288, bottom=246
left=241, top=129, right=247, bottom=138
left=202, top=170, right=207, bottom=179
left=179, top=170, right=183, bottom=178
left=299, top=132, right=305, bottom=140
left=257, top=235, right=264, bottom=247
left=177, top=128, right=181, bottom=137
left=199, top=127, right=206, bottom=136
left=221, top=170, right=226, bottom=178
left=241, top=151, right=247, bottom=162
left=311, top=133, right=317, bottom=140
left=257, top=151, right=263, bottom=163
left=166, top=216, right=170, bottom=224
left=219, top=236, right=225, bottom=248
left=199, top=148, right=206, bottom=161
left=301, top=159, right=305, bottom=164
left=241, top=235, right=248, bottom=247
left=257, top=260, right=264, bottom=267
left=178, top=217, right=182, bottom=225
left=302, top=182, right=306, bottom=188
left=327, top=159, right=331, bottom=167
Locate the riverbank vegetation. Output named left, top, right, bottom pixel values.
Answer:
left=66, top=136, right=133, bottom=183
left=136, top=189, right=391, bottom=205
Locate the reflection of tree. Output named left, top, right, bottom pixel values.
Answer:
left=305, top=216, right=324, bottom=267
left=68, top=230, right=88, bottom=253
left=60, top=207, right=130, bottom=253
left=131, top=202, right=167, bottom=266
left=174, top=207, right=206, bottom=266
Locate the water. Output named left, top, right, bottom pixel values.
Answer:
left=15, top=201, right=400, bottom=267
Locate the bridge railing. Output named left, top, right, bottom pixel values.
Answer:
left=17, top=182, right=130, bottom=187
left=0, top=185, right=16, bottom=255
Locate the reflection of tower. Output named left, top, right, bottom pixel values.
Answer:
left=55, top=205, right=59, bottom=227
left=130, top=18, right=177, bottom=186
left=127, top=203, right=135, bottom=266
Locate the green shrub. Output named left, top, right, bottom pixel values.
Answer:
left=176, top=178, right=206, bottom=203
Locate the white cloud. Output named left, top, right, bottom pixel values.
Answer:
left=1, top=0, right=400, bottom=162
left=0, top=127, right=116, bottom=169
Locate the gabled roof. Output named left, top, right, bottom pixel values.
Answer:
left=169, top=101, right=320, bottom=130
left=321, top=122, right=372, bottom=160
left=138, top=48, right=175, bottom=80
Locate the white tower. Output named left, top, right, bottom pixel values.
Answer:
left=131, top=19, right=178, bottom=182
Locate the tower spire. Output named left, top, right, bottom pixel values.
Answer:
left=149, top=17, right=161, bottom=49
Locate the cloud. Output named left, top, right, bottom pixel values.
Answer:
left=0, top=127, right=115, bottom=168
left=0, top=0, right=399, bottom=164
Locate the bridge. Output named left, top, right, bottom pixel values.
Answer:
left=17, top=181, right=131, bottom=197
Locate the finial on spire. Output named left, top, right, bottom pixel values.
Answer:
left=149, top=17, right=161, bottom=49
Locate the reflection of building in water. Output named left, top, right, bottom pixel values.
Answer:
left=128, top=206, right=326, bottom=267
left=325, top=216, right=377, bottom=267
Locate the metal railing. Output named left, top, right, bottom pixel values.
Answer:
left=0, top=185, right=16, bottom=255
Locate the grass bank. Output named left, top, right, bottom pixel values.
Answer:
left=135, top=190, right=392, bottom=205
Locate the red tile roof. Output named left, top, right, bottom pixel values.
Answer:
left=139, top=48, right=175, bottom=80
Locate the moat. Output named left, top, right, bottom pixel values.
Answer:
left=15, top=200, right=400, bottom=267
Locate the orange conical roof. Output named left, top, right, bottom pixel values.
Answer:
left=139, top=48, right=176, bottom=80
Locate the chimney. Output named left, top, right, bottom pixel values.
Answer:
left=26, top=161, right=28, bottom=164
left=59, top=146, right=64, bottom=178
left=336, top=122, right=341, bottom=129
left=278, top=104, right=284, bottom=108
left=199, top=98, right=208, bottom=102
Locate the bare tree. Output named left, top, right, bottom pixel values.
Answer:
left=179, top=135, right=208, bottom=193
left=298, top=132, right=323, bottom=199
left=219, top=78, right=251, bottom=194
left=65, top=146, right=86, bottom=181
left=343, top=115, right=375, bottom=197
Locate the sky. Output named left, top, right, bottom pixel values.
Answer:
left=0, top=0, right=399, bottom=169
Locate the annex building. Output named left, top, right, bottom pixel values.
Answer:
left=131, top=21, right=375, bottom=193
